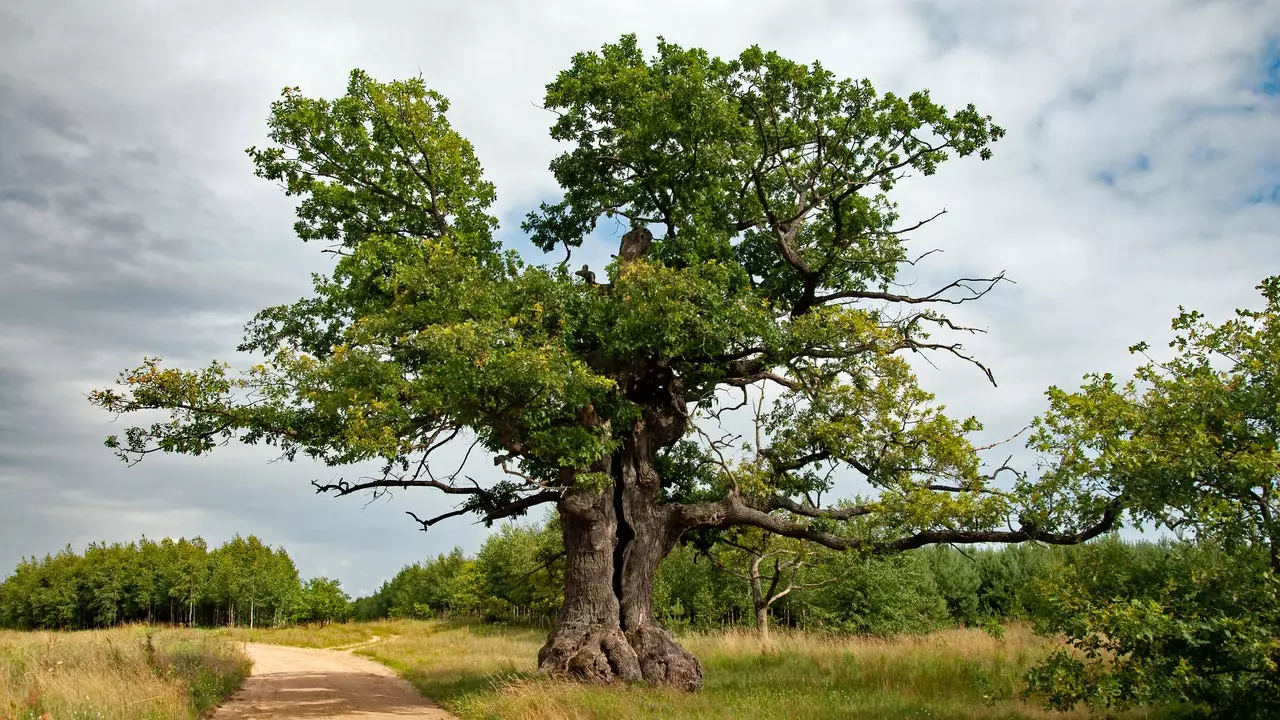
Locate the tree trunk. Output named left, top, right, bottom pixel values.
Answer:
left=755, top=605, right=770, bottom=643
left=537, top=486, right=644, bottom=684
left=615, top=432, right=703, bottom=689
left=748, top=555, right=768, bottom=641
left=538, top=422, right=703, bottom=690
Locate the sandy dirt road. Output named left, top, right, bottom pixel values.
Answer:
left=211, top=641, right=456, bottom=719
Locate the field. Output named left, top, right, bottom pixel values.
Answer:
left=221, top=620, right=1180, bottom=720
left=0, top=619, right=1189, bottom=719
left=0, top=627, right=248, bottom=719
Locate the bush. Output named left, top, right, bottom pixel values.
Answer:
left=1027, top=540, right=1280, bottom=719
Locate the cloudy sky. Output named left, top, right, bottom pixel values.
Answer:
left=1, top=0, right=1277, bottom=596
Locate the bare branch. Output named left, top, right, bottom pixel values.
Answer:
left=974, top=426, right=1031, bottom=453
left=767, top=494, right=874, bottom=520
left=814, top=272, right=1011, bottom=308
left=406, top=508, right=470, bottom=530
left=405, top=490, right=561, bottom=533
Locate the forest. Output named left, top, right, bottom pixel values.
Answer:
left=0, top=535, right=350, bottom=630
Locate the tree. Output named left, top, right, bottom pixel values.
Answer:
left=297, top=577, right=351, bottom=625
left=89, top=36, right=1120, bottom=689
left=1026, top=277, right=1280, bottom=717
left=475, top=520, right=564, bottom=622
left=803, top=549, right=950, bottom=635
left=701, top=528, right=831, bottom=642
left=173, top=537, right=209, bottom=626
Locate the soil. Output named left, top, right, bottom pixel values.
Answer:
left=210, top=640, right=456, bottom=719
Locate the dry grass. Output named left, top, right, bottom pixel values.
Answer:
left=211, top=620, right=398, bottom=649
left=241, top=620, right=1181, bottom=720
left=0, top=627, right=249, bottom=720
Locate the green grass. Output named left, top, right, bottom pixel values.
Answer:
left=237, top=619, right=1184, bottom=720
left=0, top=626, right=249, bottom=719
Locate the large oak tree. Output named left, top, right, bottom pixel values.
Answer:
left=91, top=36, right=1119, bottom=689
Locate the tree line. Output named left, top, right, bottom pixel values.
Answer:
left=348, top=515, right=1170, bottom=638
left=353, top=516, right=1277, bottom=716
left=0, top=535, right=351, bottom=630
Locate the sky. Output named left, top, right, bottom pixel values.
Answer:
left=1, top=0, right=1278, bottom=597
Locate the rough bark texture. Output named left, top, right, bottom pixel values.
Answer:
left=617, top=427, right=702, bottom=690
left=536, top=486, right=643, bottom=684
left=537, top=228, right=702, bottom=690
left=537, top=413, right=703, bottom=691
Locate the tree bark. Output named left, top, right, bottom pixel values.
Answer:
left=749, top=555, right=769, bottom=642
left=537, top=421, right=703, bottom=690
left=616, top=430, right=703, bottom=690
left=537, top=486, right=643, bottom=684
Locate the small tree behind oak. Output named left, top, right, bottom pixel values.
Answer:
left=90, top=36, right=1120, bottom=690
left=700, top=527, right=834, bottom=642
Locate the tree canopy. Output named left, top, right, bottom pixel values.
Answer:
left=89, top=35, right=1120, bottom=689
left=1026, top=277, right=1280, bottom=717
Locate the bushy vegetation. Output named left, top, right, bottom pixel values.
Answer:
left=0, top=627, right=249, bottom=719
left=352, top=515, right=1174, bottom=638
left=350, top=517, right=1274, bottom=717
left=1021, top=277, right=1280, bottom=719
left=1028, top=542, right=1278, bottom=718
left=0, top=534, right=350, bottom=630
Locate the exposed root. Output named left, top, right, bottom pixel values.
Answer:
left=537, top=620, right=643, bottom=684
left=628, top=623, right=703, bottom=691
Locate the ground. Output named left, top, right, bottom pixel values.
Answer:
left=212, top=638, right=455, bottom=719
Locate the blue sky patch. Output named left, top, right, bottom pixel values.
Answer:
left=1095, top=153, right=1150, bottom=187
left=1259, top=38, right=1280, bottom=96
left=1247, top=185, right=1280, bottom=205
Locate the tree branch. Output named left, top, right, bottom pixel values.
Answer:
left=674, top=493, right=1124, bottom=553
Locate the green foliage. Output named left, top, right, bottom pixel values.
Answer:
left=0, top=535, right=339, bottom=630
left=88, top=34, right=1038, bottom=557
left=358, top=522, right=563, bottom=623
left=654, top=544, right=752, bottom=629
left=800, top=551, right=949, bottom=635
left=1028, top=541, right=1279, bottom=718
left=1027, top=277, right=1280, bottom=716
left=474, top=520, right=563, bottom=621
left=372, top=548, right=483, bottom=620
left=353, top=520, right=1142, bottom=639
left=248, top=68, right=498, bottom=253
left=925, top=546, right=982, bottom=625
left=296, top=577, right=352, bottom=625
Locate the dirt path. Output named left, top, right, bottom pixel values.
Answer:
left=211, top=641, right=456, bottom=719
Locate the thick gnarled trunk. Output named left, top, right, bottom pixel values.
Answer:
left=536, top=486, right=644, bottom=683
left=537, top=421, right=703, bottom=691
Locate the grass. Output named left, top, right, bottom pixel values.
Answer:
left=236, top=619, right=1184, bottom=720
left=0, top=626, right=249, bottom=720
left=211, top=620, right=400, bottom=649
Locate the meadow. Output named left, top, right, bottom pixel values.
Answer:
left=0, top=618, right=1193, bottom=719
left=221, top=619, right=1181, bottom=720
left=0, top=627, right=248, bottom=720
